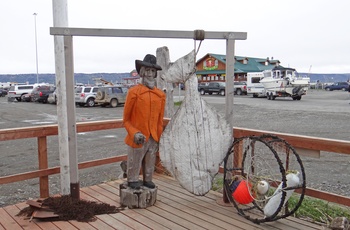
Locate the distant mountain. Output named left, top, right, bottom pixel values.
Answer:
left=0, top=72, right=349, bottom=85
left=0, top=73, right=130, bottom=85
left=299, top=73, right=350, bottom=83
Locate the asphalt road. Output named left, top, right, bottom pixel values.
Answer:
left=0, top=89, right=349, bottom=207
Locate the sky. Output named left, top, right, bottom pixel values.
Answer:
left=1, top=0, right=349, bottom=75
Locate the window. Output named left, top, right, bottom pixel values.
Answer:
left=84, top=87, right=91, bottom=93
left=18, top=86, right=34, bottom=90
left=113, top=87, right=122, bottom=93
left=75, top=87, right=82, bottom=93
left=252, top=77, right=261, bottom=84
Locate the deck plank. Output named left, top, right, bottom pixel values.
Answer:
left=92, top=184, right=168, bottom=229
left=81, top=186, right=150, bottom=230
left=0, top=174, right=323, bottom=230
left=3, top=205, right=41, bottom=230
left=154, top=174, right=322, bottom=230
left=87, top=218, right=116, bottom=230
left=68, top=220, right=97, bottom=230
left=93, top=183, right=221, bottom=229
left=0, top=207, right=24, bottom=230
left=110, top=179, right=271, bottom=230
left=111, top=179, right=249, bottom=229
left=151, top=176, right=273, bottom=229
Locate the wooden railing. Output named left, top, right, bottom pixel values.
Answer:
left=1, top=119, right=350, bottom=207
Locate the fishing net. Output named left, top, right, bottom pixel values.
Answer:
left=223, top=134, right=306, bottom=224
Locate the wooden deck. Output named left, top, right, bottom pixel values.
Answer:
left=0, top=174, right=323, bottom=230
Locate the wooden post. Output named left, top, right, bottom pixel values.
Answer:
left=223, top=34, right=235, bottom=203
left=52, top=0, right=71, bottom=195
left=225, top=34, right=235, bottom=129
left=37, top=136, right=49, bottom=198
left=63, top=35, right=80, bottom=200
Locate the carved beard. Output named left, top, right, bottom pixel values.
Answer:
left=142, top=76, right=156, bottom=89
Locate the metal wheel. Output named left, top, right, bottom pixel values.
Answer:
left=223, top=135, right=306, bottom=224
left=86, top=98, right=95, bottom=107
left=267, top=93, right=271, bottom=100
left=220, top=90, right=225, bottom=96
left=110, top=98, right=118, bottom=108
left=200, top=89, right=205, bottom=95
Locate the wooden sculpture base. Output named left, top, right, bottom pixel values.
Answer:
left=119, top=182, right=157, bottom=209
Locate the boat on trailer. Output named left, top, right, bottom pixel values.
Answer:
left=260, top=66, right=310, bottom=100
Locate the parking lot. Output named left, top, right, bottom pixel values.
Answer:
left=0, top=89, right=349, bottom=207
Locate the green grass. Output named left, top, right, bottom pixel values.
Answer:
left=212, top=177, right=350, bottom=224
left=288, top=195, right=350, bottom=224
left=174, top=101, right=182, bottom=106
left=212, top=176, right=224, bottom=191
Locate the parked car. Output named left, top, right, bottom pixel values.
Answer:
left=95, top=86, right=128, bottom=107
left=32, top=85, right=56, bottom=103
left=324, top=82, right=349, bottom=91
left=47, top=90, right=57, bottom=104
left=7, top=84, right=35, bottom=102
left=234, top=81, right=247, bottom=95
left=198, top=82, right=226, bottom=96
left=74, top=86, right=99, bottom=107
left=21, top=93, right=33, bottom=102
left=0, top=88, right=8, bottom=97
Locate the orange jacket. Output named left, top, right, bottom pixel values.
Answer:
left=123, top=84, right=166, bottom=148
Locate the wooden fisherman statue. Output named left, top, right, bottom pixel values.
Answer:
left=120, top=54, right=166, bottom=208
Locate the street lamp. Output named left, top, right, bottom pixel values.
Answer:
left=33, top=13, right=39, bottom=84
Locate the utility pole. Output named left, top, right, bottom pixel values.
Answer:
left=33, top=13, right=39, bottom=83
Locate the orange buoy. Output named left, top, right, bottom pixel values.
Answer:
left=232, top=180, right=253, bottom=204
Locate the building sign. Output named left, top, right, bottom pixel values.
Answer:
left=131, top=70, right=139, bottom=77
left=203, top=57, right=218, bottom=70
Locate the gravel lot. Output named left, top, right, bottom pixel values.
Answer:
left=0, top=89, right=349, bottom=207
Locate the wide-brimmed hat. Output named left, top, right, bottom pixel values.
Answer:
left=135, top=54, right=162, bottom=74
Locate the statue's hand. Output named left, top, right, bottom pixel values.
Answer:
left=134, top=132, right=146, bottom=145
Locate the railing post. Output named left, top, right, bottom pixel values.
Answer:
left=223, top=130, right=243, bottom=203
left=37, top=136, right=49, bottom=198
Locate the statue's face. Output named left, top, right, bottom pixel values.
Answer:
left=140, top=67, right=157, bottom=89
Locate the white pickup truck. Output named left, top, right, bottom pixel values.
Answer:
left=233, top=81, right=247, bottom=95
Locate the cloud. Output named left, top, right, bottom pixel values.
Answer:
left=1, top=0, right=349, bottom=74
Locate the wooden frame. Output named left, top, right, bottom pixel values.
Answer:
left=50, top=27, right=247, bottom=195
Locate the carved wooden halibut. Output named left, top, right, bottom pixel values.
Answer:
left=159, top=50, right=232, bottom=195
